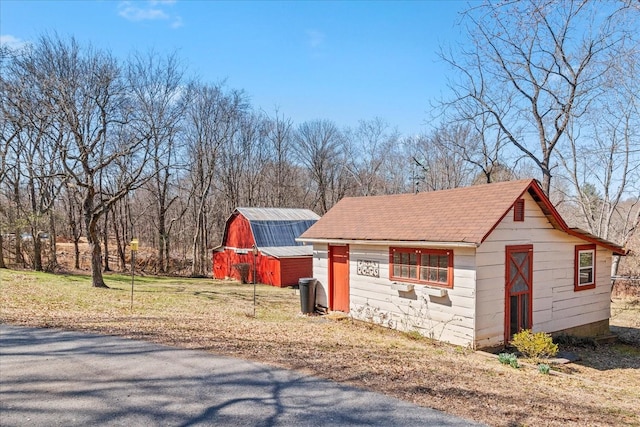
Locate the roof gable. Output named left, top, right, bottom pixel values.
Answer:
left=220, top=207, right=319, bottom=250
left=299, top=179, right=626, bottom=255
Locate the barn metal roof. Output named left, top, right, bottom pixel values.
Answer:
left=259, top=246, right=314, bottom=258
left=225, top=208, right=319, bottom=257
left=250, top=219, right=319, bottom=248
left=236, top=207, right=320, bottom=222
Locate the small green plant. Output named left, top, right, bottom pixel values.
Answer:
left=538, top=363, right=551, bottom=375
left=404, top=329, right=423, bottom=340
left=498, top=352, right=519, bottom=368
left=454, top=345, right=472, bottom=355
left=511, top=329, right=558, bottom=362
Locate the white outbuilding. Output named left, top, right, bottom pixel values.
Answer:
left=298, top=179, right=627, bottom=349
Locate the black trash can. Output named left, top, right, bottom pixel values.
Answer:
left=298, top=278, right=317, bottom=314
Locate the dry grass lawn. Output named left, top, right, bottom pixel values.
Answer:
left=1, top=269, right=638, bottom=426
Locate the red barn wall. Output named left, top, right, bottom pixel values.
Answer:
left=212, top=251, right=228, bottom=279
left=213, top=250, right=254, bottom=281
left=225, top=215, right=254, bottom=248
left=212, top=252, right=311, bottom=288
left=212, top=212, right=312, bottom=287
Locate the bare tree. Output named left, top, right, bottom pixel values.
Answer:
left=23, top=35, right=153, bottom=287
left=0, top=47, right=22, bottom=268
left=218, top=110, right=268, bottom=209
left=0, top=60, right=27, bottom=267
left=263, top=109, right=298, bottom=207
left=345, top=118, right=400, bottom=196
left=441, top=0, right=637, bottom=194
left=409, top=127, right=474, bottom=192
left=558, top=57, right=640, bottom=275
left=294, top=120, right=351, bottom=213
left=434, top=113, right=515, bottom=184
left=127, top=51, right=188, bottom=273
left=185, top=82, right=246, bottom=277
left=62, top=182, right=83, bottom=269
left=2, top=41, right=70, bottom=271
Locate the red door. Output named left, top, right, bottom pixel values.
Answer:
left=505, top=245, right=533, bottom=343
left=329, top=245, right=350, bottom=312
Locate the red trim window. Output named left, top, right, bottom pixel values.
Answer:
left=390, top=248, right=453, bottom=288
left=514, top=198, right=525, bottom=222
left=574, top=244, right=596, bottom=291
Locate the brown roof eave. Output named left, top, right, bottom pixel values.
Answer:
left=567, top=228, right=628, bottom=256
left=296, top=237, right=479, bottom=249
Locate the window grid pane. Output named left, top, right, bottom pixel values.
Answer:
left=392, top=249, right=450, bottom=286
left=578, top=249, right=595, bottom=286
left=579, top=267, right=593, bottom=285
left=580, top=251, right=593, bottom=268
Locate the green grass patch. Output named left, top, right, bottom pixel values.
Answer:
left=614, top=343, right=640, bottom=356
left=0, top=268, right=299, bottom=320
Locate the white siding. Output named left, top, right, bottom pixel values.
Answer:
left=311, top=244, right=329, bottom=307
left=347, top=244, right=477, bottom=347
left=475, top=192, right=613, bottom=348
left=311, top=192, right=614, bottom=350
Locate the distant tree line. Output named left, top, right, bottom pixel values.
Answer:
left=1, top=0, right=639, bottom=284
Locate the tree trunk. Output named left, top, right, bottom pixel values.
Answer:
left=14, top=229, right=23, bottom=267
left=13, top=182, right=24, bottom=266
left=73, top=237, right=81, bottom=270
left=112, top=207, right=125, bottom=271
left=541, top=167, right=552, bottom=197
left=84, top=190, right=108, bottom=288
left=103, top=213, right=111, bottom=272
left=164, top=233, right=171, bottom=274
left=158, top=210, right=166, bottom=274
left=48, top=210, right=58, bottom=271
left=33, top=230, right=43, bottom=271
left=89, top=238, right=107, bottom=287
left=0, top=233, right=6, bottom=268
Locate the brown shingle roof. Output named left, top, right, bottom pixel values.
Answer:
left=301, top=179, right=537, bottom=243
left=299, top=179, right=627, bottom=255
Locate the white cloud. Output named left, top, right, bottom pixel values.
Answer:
left=170, top=16, right=184, bottom=29
left=118, top=2, right=168, bottom=21
left=118, top=1, right=182, bottom=28
left=0, top=34, right=28, bottom=51
left=306, top=29, right=325, bottom=49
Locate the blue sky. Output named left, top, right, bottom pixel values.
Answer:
left=1, top=0, right=468, bottom=136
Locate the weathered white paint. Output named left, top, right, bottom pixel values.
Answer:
left=310, top=191, right=615, bottom=350
left=312, top=244, right=329, bottom=308
left=339, top=244, right=477, bottom=347
left=475, top=192, right=614, bottom=348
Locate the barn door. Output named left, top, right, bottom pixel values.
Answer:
left=329, top=245, right=350, bottom=312
left=505, top=245, right=533, bottom=343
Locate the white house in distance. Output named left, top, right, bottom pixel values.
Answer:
left=298, top=179, right=627, bottom=349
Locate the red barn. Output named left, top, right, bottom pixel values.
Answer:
left=212, top=208, right=320, bottom=287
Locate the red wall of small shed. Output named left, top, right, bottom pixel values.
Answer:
left=212, top=250, right=311, bottom=288
left=280, top=257, right=313, bottom=286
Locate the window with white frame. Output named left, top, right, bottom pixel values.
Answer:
left=574, top=244, right=596, bottom=291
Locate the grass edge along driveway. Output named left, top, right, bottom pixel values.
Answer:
left=1, top=269, right=638, bottom=427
